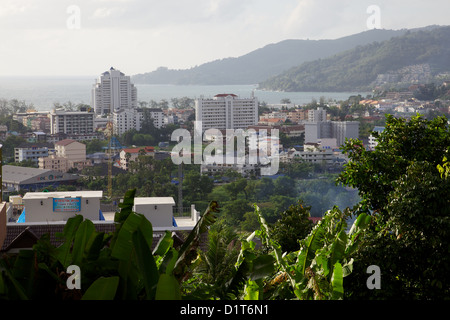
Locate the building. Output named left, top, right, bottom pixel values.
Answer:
left=18, top=191, right=104, bottom=223
left=2, top=165, right=79, bottom=192
left=304, top=108, right=359, bottom=147
left=286, top=109, right=309, bottom=123
left=92, top=67, right=137, bottom=115
left=119, top=146, right=155, bottom=170
left=112, top=107, right=164, bottom=136
left=368, top=126, right=385, bottom=150
left=133, top=197, right=175, bottom=228
left=195, top=94, right=258, bottom=132
left=14, top=143, right=53, bottom=164
left=50, top=109, right=94, bottom=136
left=308, top=107, right=328, bottom=122
left=331, top=121, right=360, bottom=147
left=144, top=108, right=164, bottom=129
left=39, top=139, right=90, bottom=172
left=113, top=108, right=143, bottom=136
left=300, top=143, right=334, bottom=164
left=200, top=155, right=262, bottom=177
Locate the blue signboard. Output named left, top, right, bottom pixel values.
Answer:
left=53, top=197, right=81, bottom=212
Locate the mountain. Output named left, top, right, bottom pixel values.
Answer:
left=258, top=26, right=450, bottom=92
left=131, top=28, right=416, bottom=85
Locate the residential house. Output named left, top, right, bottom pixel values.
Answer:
left=119, top=146, right=155, bottom=170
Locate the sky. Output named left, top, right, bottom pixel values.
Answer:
left=0, top=0, right=449, bottom=77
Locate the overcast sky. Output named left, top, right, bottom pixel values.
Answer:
left=1, top=0, right=449, bottom=77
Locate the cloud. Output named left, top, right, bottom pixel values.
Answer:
left=1, top=0, right=450, bottom=76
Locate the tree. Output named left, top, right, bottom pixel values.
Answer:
left=337, top=114, right=450, bottom=299
left=274, top=176, right=296, bottom=198
left=270, top=200, right=314, bottom=253
left=183, top=171, right=213, bottom=203
left=254, top=177, right=275, bottom=201
left=223, top=178, right=248, bottom=200
left=194, top=219, right=241, bottom=292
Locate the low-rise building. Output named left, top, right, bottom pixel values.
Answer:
left=39, top=139, right=90, bottom=172
left=14, top=143, right=53, bottom=164
left=19, top=191, right=104, bottom=223
left=2, top=165, right=79, bottom=192
left=119, top=146, right=155, bottom=170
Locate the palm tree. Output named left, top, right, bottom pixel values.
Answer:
left=194, top=219, right=241, bottom=296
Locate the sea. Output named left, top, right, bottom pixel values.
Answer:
left=0, top=76, right=369, bottom=111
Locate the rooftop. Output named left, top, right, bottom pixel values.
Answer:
left=22, top=191, right=103, bottom=200
left=55, top=139, right=79, bottom=146
left=121, top=146, right=155, bottom=154
left=134, top=197, right=176, bottom=205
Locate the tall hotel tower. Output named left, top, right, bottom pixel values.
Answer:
left=195, top=94, right=259, bottom=133
left=91, top=67, right=137, bottom=115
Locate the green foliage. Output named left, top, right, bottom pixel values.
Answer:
left=338, top=114, right=450, bottom=299
left=0, top=189, right=219, bottom=300
left=270, top=200, right=314, bottom=253
left=260, top=26, right=450, bottom=92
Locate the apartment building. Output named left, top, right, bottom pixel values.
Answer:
left=92, top=67, right=137, bottom=115
left=308, top=107, right=328, bottom=122
left=50, top=109, right=94, bottom=136
left=112, top=107, right=164, bottom=136
left=305, top=108, right=359, bottom=148
left=195, top=94, right=258, bottom=132
left=145, top=108, right=164, bottom=129
left=39, top=139, right=90, bottom=172
left=368, top=126, right=385, bottom=150
left=14, top=143, right=53, bottom=164
left=113, top=108, right=143, bottom=136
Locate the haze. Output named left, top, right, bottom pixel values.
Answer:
left=1, top=0, right=449, bottom=77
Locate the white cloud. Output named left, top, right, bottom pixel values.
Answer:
left=1, top=0, right=449, bottom=76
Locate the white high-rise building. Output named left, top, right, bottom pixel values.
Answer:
left=113, top=108, right=165, bottom=136
left=113, top=108, right=143, bottom=136
left=92, top=67, right=137, bottom=115
left=195, top=94, right=258, bottom=132
left=305, top=107, right=359, bottom=147
left=308, top=107, right=328, bottom=122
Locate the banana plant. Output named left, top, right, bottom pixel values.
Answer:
left=0, top=189, right=220, bottom=300
left=244, top=204, right=371, bottom=300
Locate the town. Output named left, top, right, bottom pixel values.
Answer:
left=1, top=67, right=449, bottom=229
left=0, top=66, right=449, bottom=302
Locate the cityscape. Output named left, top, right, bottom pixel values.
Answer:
left=0, top=1, right=449, bottom=306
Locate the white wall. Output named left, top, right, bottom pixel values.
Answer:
left=22, top=192, right=102, bottom=222
left=133, top=197, right=175, bottom=228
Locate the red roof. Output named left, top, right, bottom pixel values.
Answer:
left=122, top=146, right=155, bottom=154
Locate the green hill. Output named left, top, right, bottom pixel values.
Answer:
left=132, top=28, right=413, bottom=85
left=258, top=26, right=450, bottom=92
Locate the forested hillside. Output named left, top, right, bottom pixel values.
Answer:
left=258, top=26, right=450, bottom=92
left=132, top=28, right=412, bottom=85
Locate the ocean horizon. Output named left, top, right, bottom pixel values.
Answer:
left=0, top=76, right=369, bottom=111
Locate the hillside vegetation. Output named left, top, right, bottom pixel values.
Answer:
left=258, top=26, right=450, bottom=92
left=132, top=28, right=412, bottom=85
